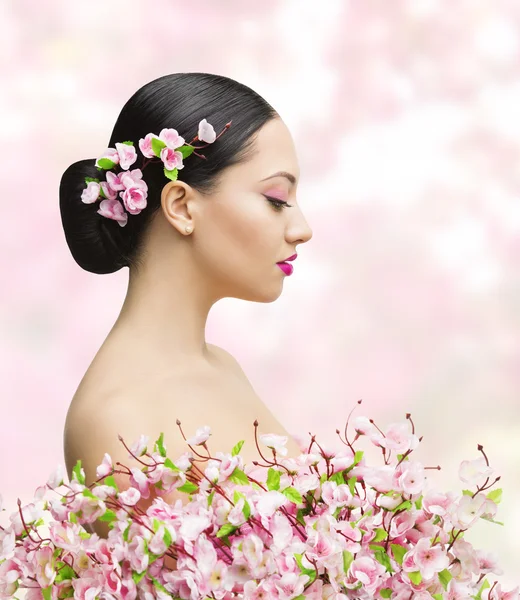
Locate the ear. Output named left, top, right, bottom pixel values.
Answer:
left=160, top=180, right=196, bottom=235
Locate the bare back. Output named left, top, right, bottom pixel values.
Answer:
left=63, top=342, right=301, bottom=541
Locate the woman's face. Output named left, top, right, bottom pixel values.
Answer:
left=194, top=117, right=313, bottom=302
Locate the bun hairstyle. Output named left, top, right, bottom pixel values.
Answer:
left=59, top=73, right=278, bottom=274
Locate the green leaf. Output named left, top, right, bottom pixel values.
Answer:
left=462, top=489, right=473, bottom=496
left=72, top=460, right=85, bottom=485
left=408, top=571, right=422, bottom=585
left=475, top=579, right=491, bottom=600
left=390, top=543, right=406, bottom=566
left=481, top=516, right=504, bottom=526
left=296, top=508, right=306, bottom=527
left=97, top=158, right=116, bottom=170
left=104, top=475, right=118, bottom=489
left=293, top=596, right=306, bottom=600
left=55, top=563, right=75, bottom=583
left=328, top=470, right=345, bottom=485
left=393, top=500, right=412, bottom=512
left=42, top=587, right=52, bottom=600
left=282, top=486, right=303, bottom=505
left=154, top=432, right=167, bottom=457
left=84, top=177, right=100, bottom=184
left=372, top=547, right=393, bottom=573
left=353, top=450, right=364, bottom=465
left=343, top=550, right=354, bottom=573
left=294, top=553, right=317, bottom=585
left=229, top=468, right=250, bottom=486
left=433, top=595, right=443, bottom=600
left=216, top=523, right=238, bottom=538
left=164, top=167, right=179, bottom=181
left=177, top=481, right=198, bottom=494
left=347, top=476, right=357, bottom=496
left=69, top=512, right=77, bottom=523
left=164, top=457, right=180, bottom=471
left=178, top=144, right=195, bottom=159
left=207, top=490, right=215, bottom=507
left=79, top=531, right=91, bottom=540
left=132, top=570, right=147, bottom=584
left=123, top=523, right=131, bottom=542
left=486, top=488, right=503, bottom=504
left=122, top=140, right=134, bottom=146
left=380, top=589, right=392, bottom=599
left=373, top=528, right=388, bottom=542
left=82, top=488, right=97, bottom=499
left=151, top=137, right=166, bottom=157
left=99, top=509, right=117, bottom=523
left=438, top=568, right=452, bottom=590
left=150, top=576, right=169, bottom=594
left=414, top=495, right=423, bottom=509
left=231, top=440, right=244, bottom=456
left=267, top=468, right=281, bottom=491
left=163, top=527, right=173, bottom=549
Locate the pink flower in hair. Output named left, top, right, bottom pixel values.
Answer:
left=160, top=147, right=184, bottom=171
left=100, top=181, right=117, bottom=200
left=115, top=142, right=137, bottom=170
left=97, top=199, right=128, bottom=227
left=81, top=181, right=100, bottom=204
left=198, top=118, right=216, bottom=143
left=159, top=127, right=185, bottom=149
left=138, top=133, right=160, bottom=158
left=121, top=186, right=147, bottom=215
left=120, top=168, right=147, bottom=190
left=95, top=148, right=119, bottom=168
left=105, top=171, right=125, bottom=192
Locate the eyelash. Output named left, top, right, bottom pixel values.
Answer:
left=264, top=195, right=293, bottom=211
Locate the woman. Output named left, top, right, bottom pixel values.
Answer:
left=59, top=73, right=313, bottom=546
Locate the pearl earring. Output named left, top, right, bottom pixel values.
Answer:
left=185, top=226, right=193, bottom=234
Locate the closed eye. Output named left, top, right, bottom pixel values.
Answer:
left=264, top=195, right=294, bottom=211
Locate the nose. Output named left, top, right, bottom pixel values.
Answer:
left=287, top=205, right=313, bottom=245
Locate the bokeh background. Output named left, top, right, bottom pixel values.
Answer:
left=1, top=0, right=519, bottom=586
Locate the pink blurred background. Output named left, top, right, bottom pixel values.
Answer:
left=1, top=0, right=519, bottom=584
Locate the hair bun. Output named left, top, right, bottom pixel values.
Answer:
left=59, top=159, right=129, bottom=274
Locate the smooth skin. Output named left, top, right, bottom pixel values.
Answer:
left=63, top=117, right=313, bottom=566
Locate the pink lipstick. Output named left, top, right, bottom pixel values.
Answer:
left=276, top=253, right=297, bottom=276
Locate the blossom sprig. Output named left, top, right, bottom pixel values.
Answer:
left=0, top=403, right=517, bottom=600
left=80, top=118, right=231, bottom=227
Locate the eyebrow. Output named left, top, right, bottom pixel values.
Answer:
left=260, top=171, right=297, bottom=185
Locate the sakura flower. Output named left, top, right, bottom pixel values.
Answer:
left=423, top=490, right=456, bottom=517
left=259, top=433, right=289, bottom=457
left=46, top=464, right=65, bottom=489
left=186, top=425, right=212, bottom=446
left=476, top=549, right=504, bottom=575
left=198, top=118, right=216, bottom=143
left=95, top=147, right=119, bottom=168
left=105, top=170, right=125, bottom=192
left=96, top=453, right=113, bottom=478
left=393, top=461, right=426, bottom=495
left=159, top=127, right=185, bottom=149
left=129, top=434, right=149, bottom=457
left=139, top=132, right=160, bottom=158
left=100, top=180, right=117, bottom=200
left=459, top=457, right=494, bottom=487
left=450, top=538, right=480, bottom=579
left=0, top=559, right=21, bottom=598
left=346, top=556, right=386, bottom=595
left=81, top=181, right=100, bottom=204
left=119, top=487, right=141, bottom=506
left=115, top=142, right=137, bottom=170
left=412, top=537, right=449, bottom=580
left=160, top=146, right=184, bottom=171
left=452, top=492, right=489, bottom=529
left=380, top=422, right=420, bottom=453
left=71, top=568, right=104, bottom=600
left=97, top=198, right=128, bottom=227
left=129, top=467, right=151, bottom=499
left=273, top=571, right=310, bottom=600
left=121, top=185, right=147, bottom=214
left=34, top=546, right=56, bottom=588
left=330, top=448, right=355, bottom=471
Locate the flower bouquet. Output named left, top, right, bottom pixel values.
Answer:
left=0, top=402, right=517, bottom=600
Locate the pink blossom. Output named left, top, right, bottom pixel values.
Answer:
left=95, top=147, right=119, bottom=168
left=121, top=185, right=147, bottom=215
left=120, top=168, right=146, bottom=190
left=423, top=490, right=455, bottom=517
left=330, top=449, right=355, bottom=471
left=46, top=464, right=65, bottom=489
left=452, top=493, right=488, bottom=529
left=476, top=549, right=504, bottom=575
left=186, top=425, right=212, bottom=446
left=259, top=433, right=289, bottom=456
left=105, top=170, right=125, bottom=191
left=347, top=556, right=386, bottom=594
left=119, top=487, right=141, bottom=506
left=96, top=453, right=113, bottom=478
left=129, top=434, right=149, bottom=457
left=71, top=569, right=104, bottom=600
left=273, top=571, right=310, bottom=600
left=115, top=142, right=137, bottom=170
left=459, top=457, right=494, bottom=487
left=380, top=422, right=420, bottom=453
left=160, top=146, right=184, bottom=171
left=413, top=537, right=449, bottom=580
left=198, top=119, right=216, bottom=143
left=80, top=181, right=100, bottom=204
left=97, top=198, right=128, bottom=227
left=129, top=467, right=151, bottom=499
left=100, top=180, right=117, bottom=200
left=34, top=546, right=56, bottom=588
left=321, top=481, right=354, bottom=508
left=138, top=132, right=160, bottom=158
left=159, top=127, right=185, bottom=149
left=49, top=522, right=82, bottom=553
left=393, top=461, right=426, bottom=495
left=389, top=509, right=417, bottom=538
left=0, top=559, right=21, bottom=598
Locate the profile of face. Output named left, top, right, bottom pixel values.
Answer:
left=160, top=117, right=313, bottom=303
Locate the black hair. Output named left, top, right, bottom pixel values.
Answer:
left=59, top=73, right=279, bottom=274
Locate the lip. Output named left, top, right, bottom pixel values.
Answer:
left=277, top=253, right=297, bottom=263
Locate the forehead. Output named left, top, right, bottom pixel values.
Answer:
left=246, top=118, right=300, bottom=180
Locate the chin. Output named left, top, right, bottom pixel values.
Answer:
left=235, top=282, right=283, bottom=304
